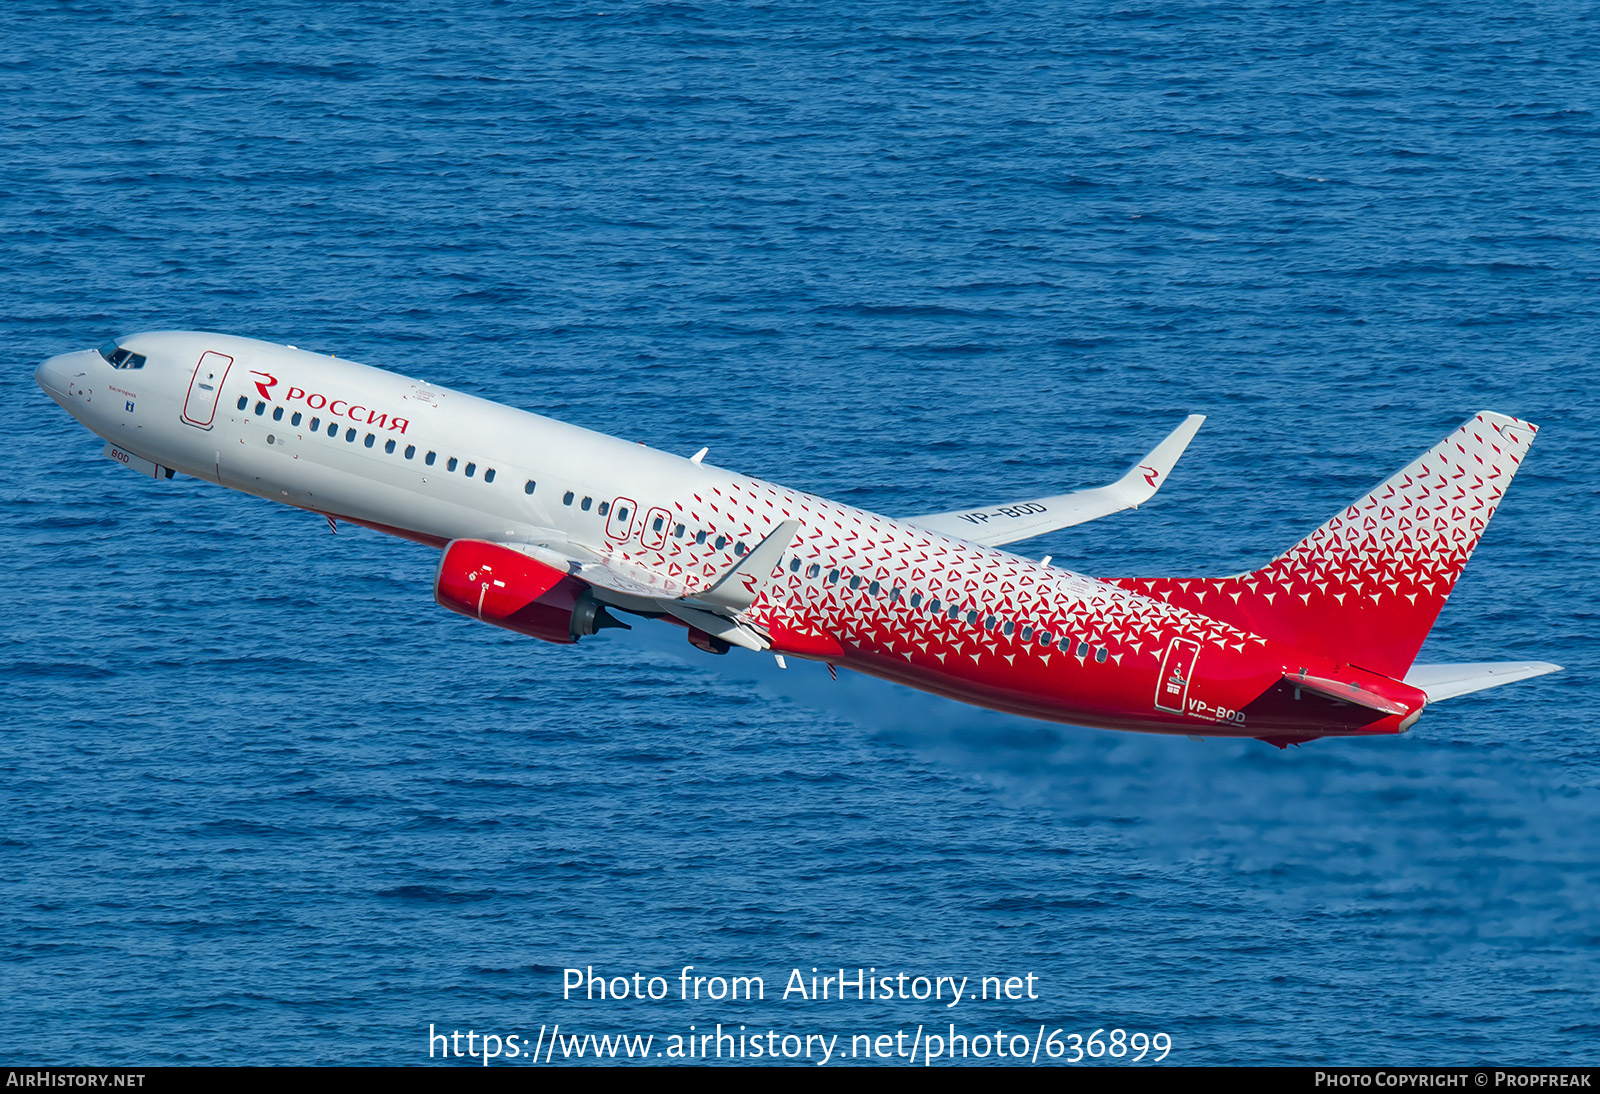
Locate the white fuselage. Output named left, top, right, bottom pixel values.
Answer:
left=37, top=331, right=1299, bottom=736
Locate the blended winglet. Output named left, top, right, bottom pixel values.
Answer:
left=907, top=414, right=1204, bottom=547
left=692, top=520, right=801, bottom=613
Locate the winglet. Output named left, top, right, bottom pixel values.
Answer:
left=1108, top=413, right=1206, bottom=508
left=906, top=414, right=1205, bottom=547
left=693, top=520, right=801, bottom=614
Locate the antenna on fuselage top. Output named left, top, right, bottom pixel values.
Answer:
left=690, top=447, right=708, bottom=464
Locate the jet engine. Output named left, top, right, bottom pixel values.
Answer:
left=434, top=539, right=626, bottom=645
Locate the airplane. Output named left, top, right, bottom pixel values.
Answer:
left=35, top=331, right=1560, bottom=749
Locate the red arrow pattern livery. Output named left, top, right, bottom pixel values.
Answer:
left=36, top=332, right=1560, bottom=749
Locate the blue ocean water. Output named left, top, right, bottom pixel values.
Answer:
left=3, top=0, right=1597, bottom=1066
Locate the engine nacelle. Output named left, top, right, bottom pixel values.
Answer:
left=434, top=539, right=623, bottom=645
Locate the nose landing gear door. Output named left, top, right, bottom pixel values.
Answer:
left=182, top=351, right=234, bottom=429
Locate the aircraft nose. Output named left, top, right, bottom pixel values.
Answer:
left=35, top=354, right=71, bottom=402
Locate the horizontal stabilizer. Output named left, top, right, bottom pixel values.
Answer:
left=1286, top=671, right=1410, bottom=716
left=907, top=414, right=1204, bottom=547
left=1404, top=661, right=1561, bottom=702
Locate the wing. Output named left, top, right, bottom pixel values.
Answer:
left=507, top=520, right=803, bottom=651
left=904, top=415, right=1205, bottom=547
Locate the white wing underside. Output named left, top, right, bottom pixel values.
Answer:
left=905, top=415, right=1205, bottom=547
left=508, top=521, right=803, bottom=652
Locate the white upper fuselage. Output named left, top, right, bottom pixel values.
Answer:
left=36, top=331, right=1289, bottom=734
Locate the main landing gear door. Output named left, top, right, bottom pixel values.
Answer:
left=181, top=351, right=234, bottom=429
left=1154, top=638, right=1200, bottom=714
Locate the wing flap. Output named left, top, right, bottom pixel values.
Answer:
left=906, top=414, right=1204, bottom=547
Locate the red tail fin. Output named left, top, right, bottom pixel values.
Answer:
left=1112, top=412, right=1539, bottom=678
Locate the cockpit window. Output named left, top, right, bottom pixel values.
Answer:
left=98, top=341, right=146, bottom=369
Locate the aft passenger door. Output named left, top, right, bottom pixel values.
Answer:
left=1154, top=638, right=1200, bottom=714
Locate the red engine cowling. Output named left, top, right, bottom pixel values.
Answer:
left=434, top=539, right=620, bottom=645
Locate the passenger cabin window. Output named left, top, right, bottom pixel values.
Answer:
left=484, top=469, right=495, bottom=483
left=563, top=492, right=575, bottom=506
left=714, top=535, right=726, bottom=550
left=1096, top=648, right=1109, bottom=663
left=789, top=557, right=800, bottom=572
left=447, top=457, right=458, bottom=472
left=291, top=412, right=302, bottom=426
left=426, top=451, right=437, bottom=466
left=674, top=524, right=686, bottom=538
left=237, top=396, right=248, bottom=410
left=310, top=417, right=321, bottom=430
left=326, top=423, right=337, bottom=437
left=255, top=402, right=266, bottom=416
left=695, top=530, right=706, bottom=544
left=734, top=542, right=747, bottom=557
left=654, top=516, right=666, bottom=533
left=598, top=501, right=610, bottom=516
left=272, top=407, right=284, bottom=421
left=617, top=506, right=629, bottom=522
left=524, top=480, right=536, bottom=494
left=581, top=497, right=592, bottom=511
left=464, top=462, right=475, bottom=477
left=406, top=445, right=416, bottom=459
left=385, top=439, right=396, bottom=454
left=345, top=428, right=356, bottom=442
left=364, top=433, right=375, bottom=448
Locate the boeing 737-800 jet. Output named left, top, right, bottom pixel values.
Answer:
left=36, top=332, right=1560, bottom=748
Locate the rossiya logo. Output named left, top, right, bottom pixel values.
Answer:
left=250, top=370, right=278, bottom=400
left=246, top=370, right=411, bottom=434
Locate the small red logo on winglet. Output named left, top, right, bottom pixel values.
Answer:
left=1141, top=465, right=1160, bottom=487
